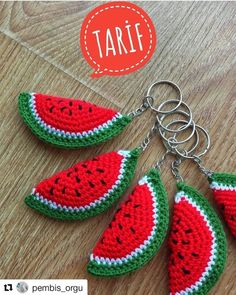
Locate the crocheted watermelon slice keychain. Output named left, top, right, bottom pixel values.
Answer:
left=209, top=172, right=236, bottom=237
left=25, top=149, right=140, bottom=220
left=18, top=81, right=183, bottom=148
left=25, top=124, right=157, bottom=220
left=191, top=153, right=236, bottom=238
left=88, top=168, right=169, bottom=277
left=18, top=92, right=153, bottom=148
left=18, top=93, right=131, bottom=148
left=168, top=181, right=227, bottom=295
left=172, top=121, right=236, bottom=239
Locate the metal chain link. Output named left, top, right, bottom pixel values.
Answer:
left=155, top=151, right=170, bottom=170
left=146, top=80, right=213, bottom=181
left=171, top=158, right=184, bottom=182
left=193, top=156, right=213, bottom=178
left=129, top=81, right=213, bottom=181
left=128, top=96, right=153, bottom=118
left=139, top=124, right=157, bottom=152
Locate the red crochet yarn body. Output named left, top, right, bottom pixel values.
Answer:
left=18, top=92, right=132, bottom=148
left=25, top=149, right=140, bottom=220
left=88, top=169, right=169, bottom=277
left=212, top=190, right=236, bottom=237
left=169, top=196, right=213, bottom=293
left=210, top=172, right=236, bottom=237
left=93, top=179, right=155, bottom=259
left=35, top=93, right=117, bottom=133
left=168, top=182, right=226, bottom=295
left=35, top=151, right=123, bottom=207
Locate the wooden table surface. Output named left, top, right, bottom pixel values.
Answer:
left=0, top=1, right=235, bottom=294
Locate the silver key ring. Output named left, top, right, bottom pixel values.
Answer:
left=173, top=124, right=210, bottom=159
left=146, top=80, right=183, bottom=114
left=161, top=118, right=198, bottom=153
left=157, top=103, right=193, bottom=134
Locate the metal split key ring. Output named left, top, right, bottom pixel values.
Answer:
left=145, top=80, right=211, bottom=162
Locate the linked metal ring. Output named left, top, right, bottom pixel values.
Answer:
left=173, top=124, right=211, bottom=159
left=161, top=118, right=198, bottom=151
left=157, top=103, right=193, bottom=133
left=146, top=80, right=183, bottom=114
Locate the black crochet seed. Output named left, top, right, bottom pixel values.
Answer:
left=124, top=213, right=131, bottom=218
left=50, top=187, right=54, bottom=195
left=182, top=267, right=191, bottom=275
left=75, top=189, right=81, bottom=197
left=176, top=218, right=181, bottom=224
left=118, top=223, right=123, bottom=230
left=76, top=176, right=80, bottom=183
left=185, top=229, right=192, bottom=234
left=69, top=101, right=73, bottom=106
left=192, top=252, right=199, bottom=257
left=89, top=107, right=92, bottom=113
left=46, top=98, right=51, bottom=101
left=49, top=106, right=54, bottom=113
left=116, top=237, right=122, bottom=244
left=61, top=106, right=67, bottom=112
left=68, top=110, right=72, bottom=116
left=100, top=179, right=106, bottom=186
left=67, top=171, right=72, bottom=177
left=55, top=177, right=60, bottom=184
left=101, top=237, right=105, bottom=244
left=86, top=170, right=92, bottom=174
left=178, top=252, right=184, bottom=260
left=172, top=239, right=178, bottom=245
left=96, top=168, right=104, bottom=173
left=78, top=105, right=82, bottom=110
left=133, top=204, right=140, bottom=208
left=88, top=181, right=95, bottom=188
left=82, top=163, right=87, bottom=168
left=130, top=227, right=135, bottom=234
left=62, top=187, right=66, bottom=194
left=182, top=240, right=190, bottom=245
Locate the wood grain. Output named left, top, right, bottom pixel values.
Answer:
left=0, top=2, right=235, bottom=295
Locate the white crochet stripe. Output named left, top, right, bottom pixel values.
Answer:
left=210, top=181, right=236, bottom=192
left=90, top=175, right=159, bottom=266
left=173, top=192, right=218, bottom=295
left=32, top=150, right=131, bottom=212
left=29, top=93, right=122, bottom=138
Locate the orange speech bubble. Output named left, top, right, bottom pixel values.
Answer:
left=80, top=2, right=157, bottom=78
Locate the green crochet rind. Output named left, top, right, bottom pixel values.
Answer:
left=18, top=92, right=132, bottom=149
left=177, top=182, right=227, bottom=294
left=24, top=149, right=140, bottom=220
left=208, top=172, right=236, bottom=186
left=87, top=169, right=169, bottom=277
